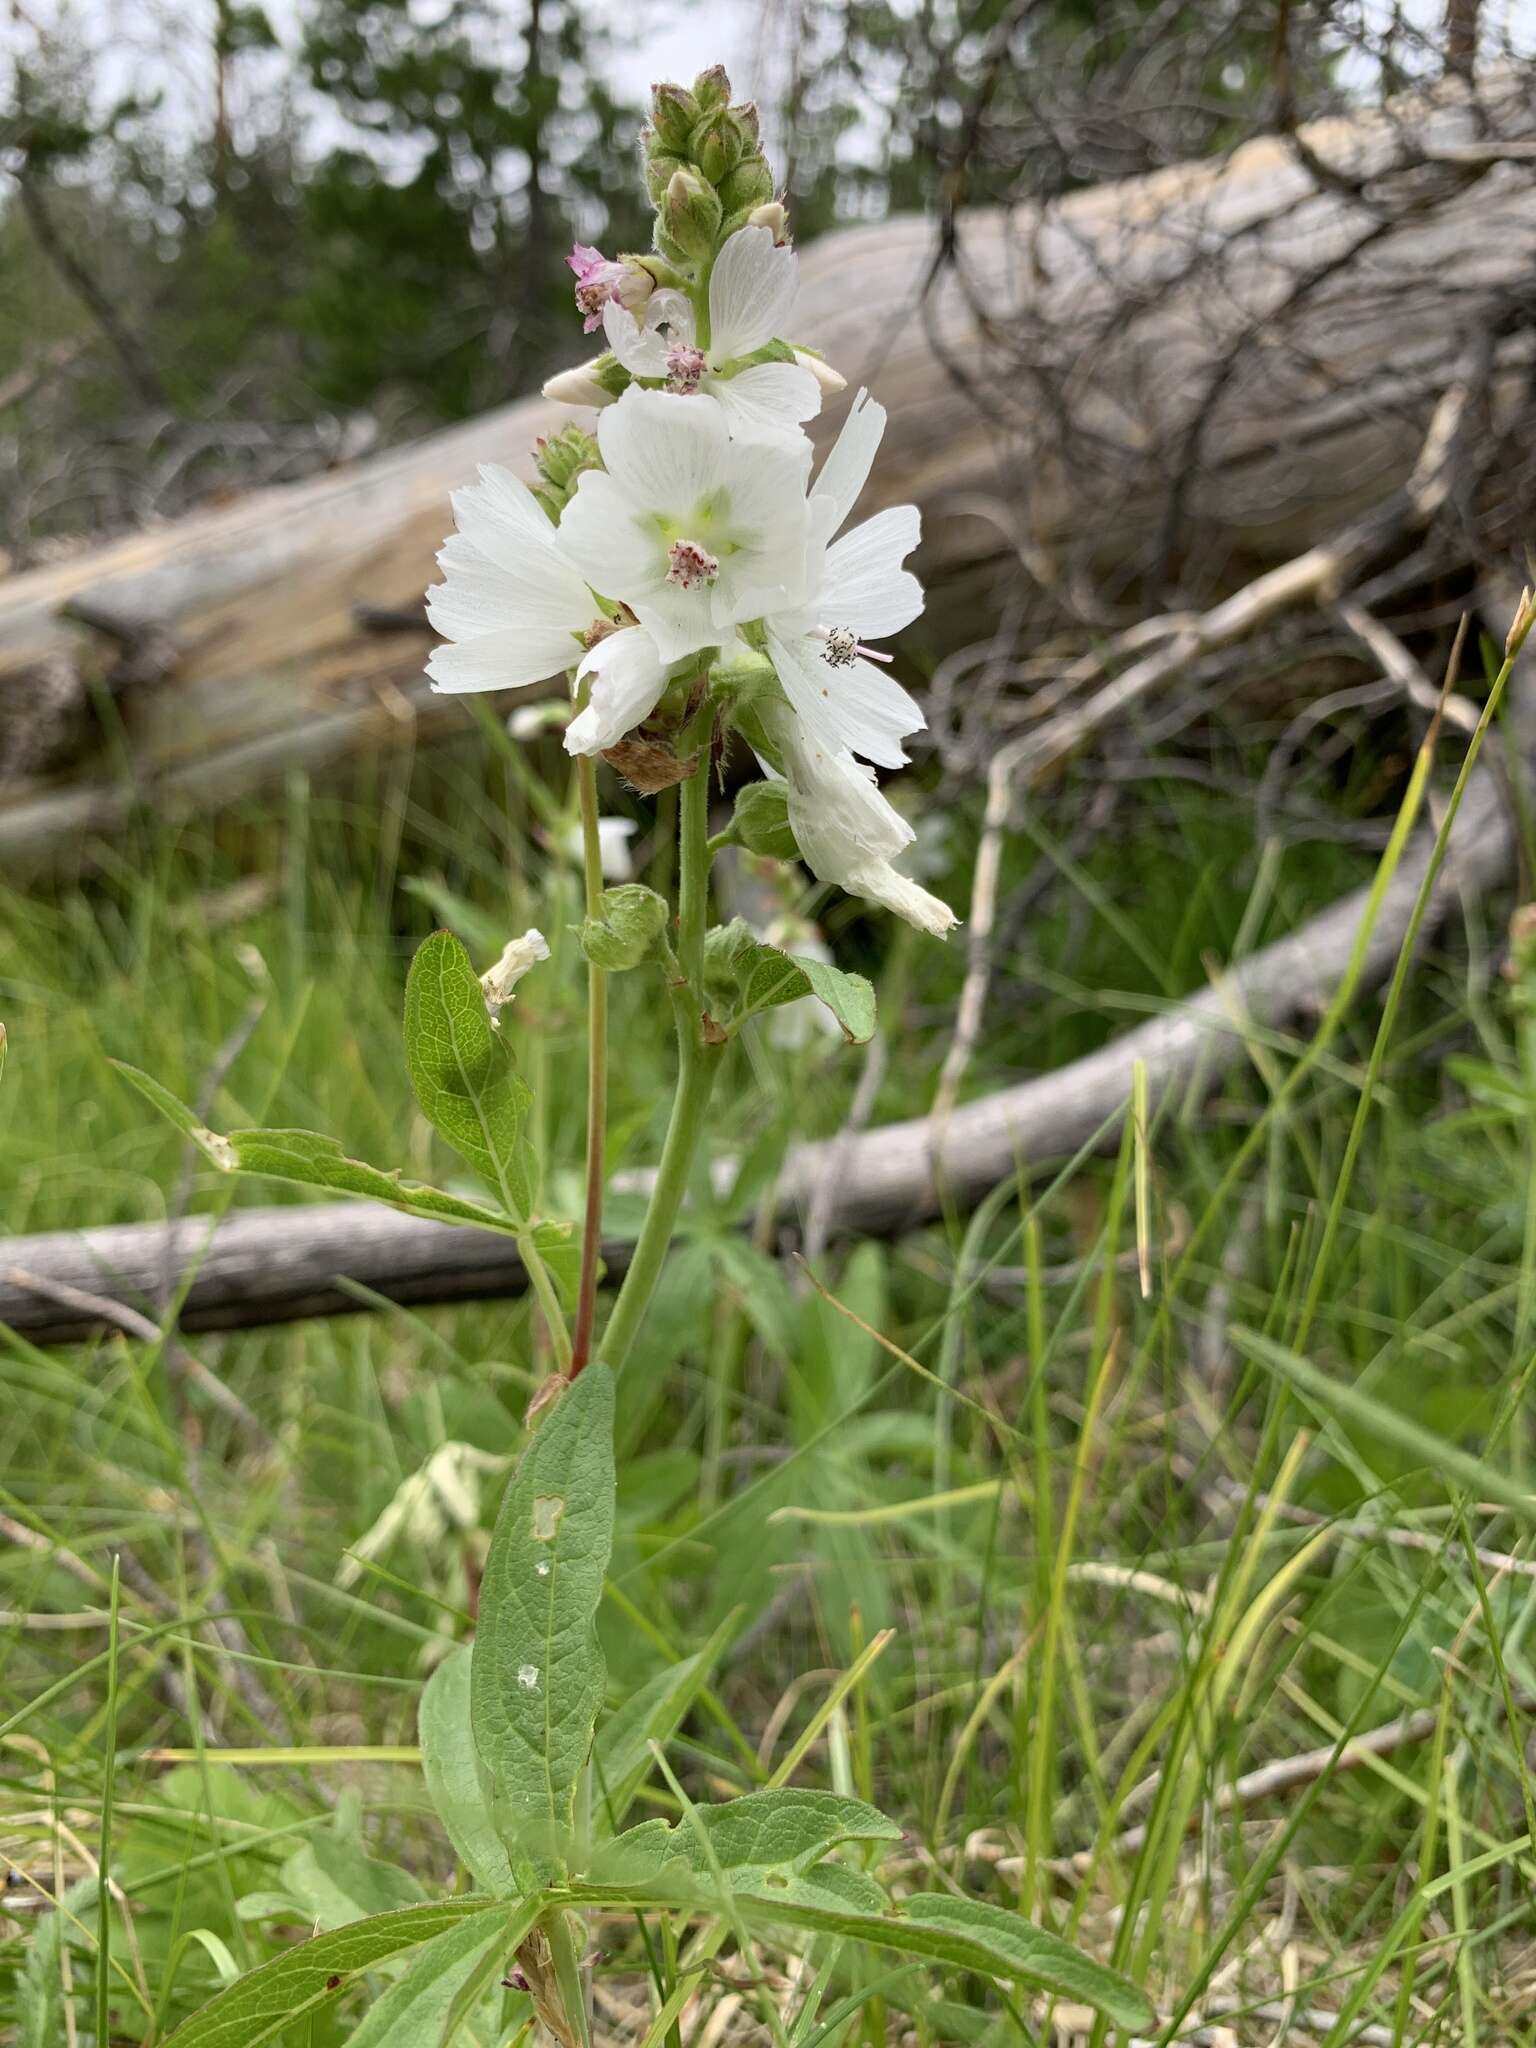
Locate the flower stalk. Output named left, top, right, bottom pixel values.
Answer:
left=597, top=700, right=723, bottom=1373
left=569, top=746, right=609, bottom=1377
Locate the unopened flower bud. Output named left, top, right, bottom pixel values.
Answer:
left=542, top=357, right=618, bottom=409
left=735, top=101, right=761, bottom=147
left=692, top=65, right=731, bottom=112
left=1507, top=585, right=1536, bottom=659
left=717, top=155, right=774, bottom=217
left=649, top=82, right=698, bottom=154
left=645, top=150, right=686, bottom=206
left=664, top=167, right=723, bottom=260
left=690, top=109, right=743, bottom=184
left=748, top=200, right=789, bottom=243
left=794, top=348, right=846, bottom=395
left=480, top=929, right=550, bottom=1017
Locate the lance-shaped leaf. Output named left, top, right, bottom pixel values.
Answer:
left=405, top=930, right=538, bottom=1221
left=163, top=1900, right=522, bottom=2048
left=111, top=1064, right=521, bottom=1235
left=473, top=1365, right=616, bottom=1886
left=341, top=1910, right=519, bottom=2047
left=703, top=921, right=876, bottom=1044
left=419, top=1648, right=515, bottom=1896
left=561, top=1873, right=1154, bottom=2033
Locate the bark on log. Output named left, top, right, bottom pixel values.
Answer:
left=2, top=687, right=1518, bottom=1345
left=4, top=73, right=1536, bottom=862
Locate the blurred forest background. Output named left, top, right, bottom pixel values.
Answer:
left=1, top=0, right=1500, bottom=564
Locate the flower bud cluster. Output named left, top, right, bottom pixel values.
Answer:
left=644, top=68, right=778, bottom=269
left=530, top=425, right=602, bottom=522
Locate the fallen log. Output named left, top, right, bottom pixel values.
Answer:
left=4, top=72, right=1536, bottom=863
left=3, top=679, right=1520, bottom=1344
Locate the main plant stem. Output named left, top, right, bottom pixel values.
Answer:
left=569, top=753, right=608, bottom=1376
left=598, top=700, right=721, bottom=1372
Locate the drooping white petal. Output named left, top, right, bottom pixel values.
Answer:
left=555, top=469, right=670, bottom=603
left=602, top=296, right=672, bottom=379
left=543, top=358, right=616, bottom=408
left=444, top=465, right=595, bottom=631
left=708, top=225, right=798, bottom=360
left=778, top=731, right=956, bottom=936
left=426, top=624, right=586, bottom=694
left=565, top=626, right=671, bottom=754
left=596, top=386, right=728, bottom=513
left=766, top=623, right=924, bottom=770
left=818, top=505, right=924, bottom=638
left=809, top=388, right=886, bottom=539
left=707, top=360, right=822, bottom=438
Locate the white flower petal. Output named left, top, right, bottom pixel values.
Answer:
left=445, top=466, right=594, bottom=629
left=556, top=470, right=669, bottom=603
left=766, top=624, right=924, bottom=770
left=427, top=625, right=585, bottom=694
left=596, top=387, right=728, bottom=513
left=810, top=388, right=886, bottom=538
left=629, top=587, right=718, bottom=666
left=778, top=732, right=955, bottom=936
left=707, top=361, right=822, bottom=438
left=564, top=627, right=671, bottom=754
left=819, top=506, right=924, bottom=638
left=602, top=297, right=670, bottom=379
left=708, top=226, right=798, bottom=360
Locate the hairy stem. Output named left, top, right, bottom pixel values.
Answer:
left=570, top=753, right=609, bottom=1377
left=599, top=703, right=721, bottom=1372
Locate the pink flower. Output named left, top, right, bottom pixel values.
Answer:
left=566, top=244, right=650, bottom=334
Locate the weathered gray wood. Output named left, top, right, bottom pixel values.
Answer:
left=4, top=74, right=1534, bottom=859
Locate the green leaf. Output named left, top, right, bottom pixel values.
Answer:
left=743, top=1888, right=1156, bottom=2033
left=405, top=929, right=538, bottom=1220
left=163, top=1901, right=518, bottom=2048
left=419, top=1648, right=515, bottom=1895
left=111, top=1063, right=521, bottom=1235
left=689, top=1789, right=901, bottom=1870
left=473, top=1365, right=617, bottom=1885
left=529, top=1220, right=581, bottom=1311
left=341, top=1910, right=518, bottom=2046
left=280, top=1830, right=426, bottom=1930
left=563, top=1874, right=1152, bottom=2032
left=579, top=884, right=670, bottom=970
left=702, top=921, right=875, bottom=1044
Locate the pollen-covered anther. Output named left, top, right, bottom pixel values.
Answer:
left=667, top=539, right=720, bottom=589
left=666, top=343, right=708, bottom=394
left=819, top=624, right=893, bottom=669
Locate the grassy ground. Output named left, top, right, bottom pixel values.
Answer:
left=4, top=708, right=1536, bottom=2045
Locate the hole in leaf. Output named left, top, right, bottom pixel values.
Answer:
left=531, top=1495, right=566, bottom=1542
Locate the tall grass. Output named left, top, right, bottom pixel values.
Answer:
left=3, top=719, right=1535, bottom=2043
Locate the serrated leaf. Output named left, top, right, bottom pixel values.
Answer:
left=473, top=1365, right=616, bottom=1886
left=280, top=1831, right=426, bottom=1930
left=419, top=1648, right=515, bottom=1896
left=405, top=930, right=538, bottom=1220
left=341, top=1910, right=517, bottom=2046
left=111, top=1063, right=521, bottom=1234
left=703, top=921, right=875, bottom=1043
left=163, top=1900, right=518, bottom=2048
